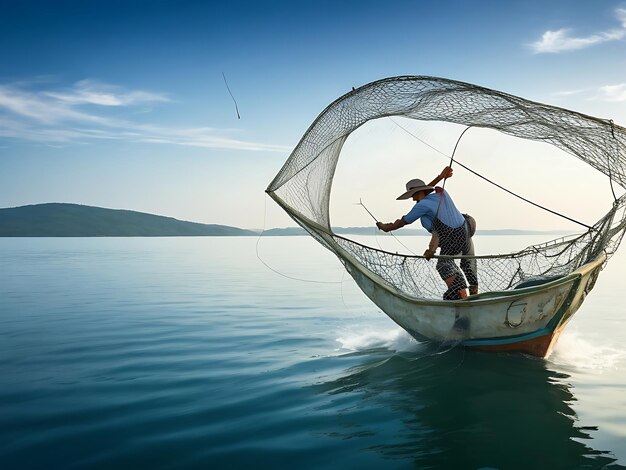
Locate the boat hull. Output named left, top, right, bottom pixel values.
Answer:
left=465, top=328, right=564, bottom=357
left=342, top=253, right=605, bottom=358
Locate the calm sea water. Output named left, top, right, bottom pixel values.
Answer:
left=1, top=235, right=626, bottom=469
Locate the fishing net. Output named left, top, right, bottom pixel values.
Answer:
left=267, top=76, right=626, bottom=301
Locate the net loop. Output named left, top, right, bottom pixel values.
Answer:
left=267, top=76, right=626, bottom=300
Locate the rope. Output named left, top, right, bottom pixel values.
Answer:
left=222, top=72, right=241, bottom=119
left=434, top=126, right=472, bottom=221
left=356, top=199, right=418, bottom=255
left=256, top=194, right=342, bottom=284
left=390, top=118, right=595, bottom=231
left=449, top=126, right=472, bottom=169
left=609, top=120, right=618, bottom=204
left=455, top=158, right=594, bottom=231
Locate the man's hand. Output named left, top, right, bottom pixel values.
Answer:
left=440, top=166, right=453, bottom=179
left=377, top=218, right=406, bottom=232
left=428, top=166, right=454, bottom=187
left=423, top=248, right=435, bottom=260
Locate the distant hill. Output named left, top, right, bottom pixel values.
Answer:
left=262, top=226, right=570, bottom=236
left=0, top=203, right=256, bottom=237
left=0, top=203, right=571, bottom=237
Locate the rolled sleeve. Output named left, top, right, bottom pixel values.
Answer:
left=403, top=197, right=438, bottom=232
left=403, top=203, right=427, bottom=224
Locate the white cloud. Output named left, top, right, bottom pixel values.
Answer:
left=550, top=83, right=626, bottom=103
left=43, top=79, right=171, bottom=106
left=596, top=83, right=626, bottom=102
left=550, top=88, right=590, bottom=97
left=618, top=7, right=626, bottom=27
left=0, top=84, right=123, bottom=125
left=0, top=79, right=290, bottom=152
left=530, top=8, right=626, bottom=53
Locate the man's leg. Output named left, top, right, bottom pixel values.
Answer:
left=461, top=237, right=478, bottom=295
left=445, top=273, right=468, bottom=299
left=434, top=223, right=468, bottom=300
left=437, top=257, right=468, bottom=300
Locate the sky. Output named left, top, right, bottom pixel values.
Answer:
left=2, top=0, right=626, bottom=231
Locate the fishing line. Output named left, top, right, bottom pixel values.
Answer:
left=389, top=117, right=594, bottom=231
left=356, top=198, right=418, bottom=255
left=256, top=194, right=342, bottom=284
left=222, top=72, right=241, bottom=119
left=434, top=125, right=472, bottom=222
left=339, top=268, right=352, bottom=310
left=354, top=199, right=387, bottom=252
left=438, top=342, right=467, bottom=374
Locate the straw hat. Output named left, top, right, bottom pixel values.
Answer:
left=396, top=178, right=434, bottom=200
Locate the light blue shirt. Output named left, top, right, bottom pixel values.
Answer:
left=402, top=190, right=465, bottom=232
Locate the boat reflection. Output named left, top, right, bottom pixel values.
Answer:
left=314, top=348, right=622, bottom=469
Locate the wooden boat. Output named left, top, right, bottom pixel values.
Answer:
left=266, top=76, right=626, bottom=358
left=341, top=245, right=605, bottom=358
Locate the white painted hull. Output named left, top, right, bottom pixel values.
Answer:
left=341, top=249, right=605, bottom=357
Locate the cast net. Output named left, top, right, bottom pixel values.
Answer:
left=266, top=76, right=626, bottom=301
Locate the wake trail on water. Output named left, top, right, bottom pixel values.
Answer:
left=550, top=329, right=626, bottom=370
left=336, top=327, right=422, bottom=353
left=334, top=325, right=626, bottom=370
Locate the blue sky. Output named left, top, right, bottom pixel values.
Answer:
left=2, top=0, right=626, bottom=230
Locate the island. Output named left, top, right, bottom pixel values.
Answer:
left=0, top=203, right=571, bottom=237
left=0, top=203, right=256, bottom=237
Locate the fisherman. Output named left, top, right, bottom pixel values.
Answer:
left=377, top=166, right=478, bottom=300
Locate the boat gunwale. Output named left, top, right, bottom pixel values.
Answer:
left=334, top=233, right=606, bottom=308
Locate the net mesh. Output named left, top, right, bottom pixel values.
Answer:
left=267, top=76, right=626, bottom=300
